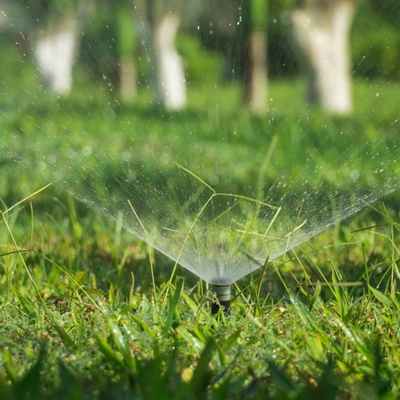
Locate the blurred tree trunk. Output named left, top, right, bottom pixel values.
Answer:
left=246, top=0, right=269, bottom=115
left=153, top=13, right=186, bottom=110
left=134, top=0, right=186, bottom=110
left=292, top=0, right=355, bottom=114
left=35, top=13, right=79, bottom=95
left=117, top=1, right=137, bottom=103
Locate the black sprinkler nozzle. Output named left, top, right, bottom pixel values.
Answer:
left=211, top=284, right=231, bottom=314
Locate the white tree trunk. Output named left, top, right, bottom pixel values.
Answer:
left=153, top=14, right=186, bottom=110
left=35, top=16, right=78, bottom=95
left=292, top=1, right=354, bottom=114
left=247, top=32, right=268, bottom=115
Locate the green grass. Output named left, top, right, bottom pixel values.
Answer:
left=1, top=188, right=400, bottom=399
left=1, top=38, right=400, bottom=398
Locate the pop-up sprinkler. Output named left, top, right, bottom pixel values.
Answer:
left=211, top=284, right=231, bottom=314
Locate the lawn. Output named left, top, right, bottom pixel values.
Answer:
left=1, top=186, right=400, bottom=399
left=1, top=38, right=400, bottom=398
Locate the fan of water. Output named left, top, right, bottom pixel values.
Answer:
left=1, top=0, right=400, bottom=286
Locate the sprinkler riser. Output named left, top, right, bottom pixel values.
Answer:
left=211, top=284, right=231, bottom=314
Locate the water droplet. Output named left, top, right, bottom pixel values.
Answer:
left=350, top=170, right=360, bottom=180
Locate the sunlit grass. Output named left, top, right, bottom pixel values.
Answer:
left=0, top=187, right=400, bottom=398
left=1, top=36, right=400, bottom=398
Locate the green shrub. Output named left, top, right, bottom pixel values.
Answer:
left=352, top=1, right=400, bottom=79
left=176, top=34, right=224, bottom=84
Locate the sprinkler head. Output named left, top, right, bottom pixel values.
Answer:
left=211, top=284, right=231, bottom=314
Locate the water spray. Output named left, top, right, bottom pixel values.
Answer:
left=211, top=284, right=231, bottom=314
